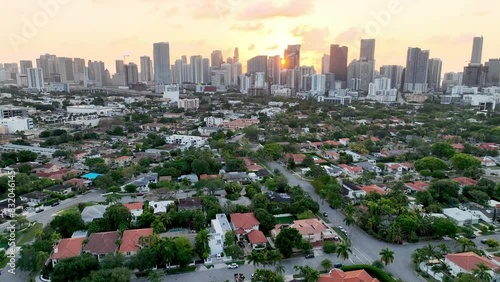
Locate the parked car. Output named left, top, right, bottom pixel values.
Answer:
left=35, top=209, right=44, bottom=213
left=334, top=262, right=343, bottom=268
left=305, top=253, right=315, bottom=259
left=227, top=263, right=239, bottom=269
left=481, top=239, right=487, bottom=244
left=51, top=201, right=60, bottom=207
left=322, top=212, right=328, bottom=217
left=136, top=193, right=144, bottom=197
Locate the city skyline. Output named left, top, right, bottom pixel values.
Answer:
left=1, top=0, right=499, bottom=75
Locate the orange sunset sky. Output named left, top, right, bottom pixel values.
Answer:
left=1, top=0, right=499, bottom=74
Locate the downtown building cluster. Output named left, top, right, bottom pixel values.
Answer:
left=1, top=37, right=500, bottom=101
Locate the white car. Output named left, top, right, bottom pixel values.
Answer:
left=227, top=263, right=239, bottom=269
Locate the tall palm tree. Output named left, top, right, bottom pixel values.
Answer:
left=379, top=248, right=395, bottom=268
left=456, top=238, right=476, bottom=253
left=321, top=258, right=333, bottom=272
left=275, top=262, right=285, bottom=275
left=36, top=251, right=49, bottom=272
left=266, top=250, right=282, bottom=267
left=436, top=243, right=450, bottom=257
left=336, top=242, right=352, bottom=261
left=50, top=232, right=61, bottom=245
left=247, top=251, right=264, bottom=270
left=472, top=263, right=493, bottom=282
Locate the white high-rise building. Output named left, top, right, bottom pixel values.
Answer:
left=311, top=74, right=326, bottom=95
left=367, top=77, right=397, bottom=102
left=27, top=68, right=44, bottom=91
left=232, top=62, right=242, bottom=85
left=427, top=58, right=442, bottom=91
left=254, top=72, right=266, bottom=88
left=221, top=63, right=232, bottom=86
left=153, top=42, right=171, bottom=84
left=239, top=75, right=251, bottom=94
left=190, top=55, right=203, bottom=84
left=321, top=54, right=330, bottom=74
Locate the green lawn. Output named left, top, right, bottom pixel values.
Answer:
left=17, top=222, right=43, bottom=246
left=58, top=208, right=79, bottom=215
left=275, top=216, right=294, bottom=224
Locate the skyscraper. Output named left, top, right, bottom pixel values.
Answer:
left=427, top=58, right=442, bottom=91
left=380, top=65, right=403, bottom=89
left=88, top=60, right=106, bottom=87
left=247, top=56, right=268, bottom=74
left=36, top=54, right=57, bottom=81
left=347, top=59, right=375, bottom=91
left=140, top=56, right=153, bottom=82
left=125, top=62, right=139, bottom=85
left=284, top=45, right=300, bottom=69
left=115, top=60, right=125, bottom=75
left=190, top=55, right=203, bottom=84
left=232, top=62, right=242, bottom=85
left=268, top=55, right=281, bottom=85
left=19, top=60, right=33, bottom=75
left=404, top=47, right=430, bottom=92
left=311, top=74, right=326, bottom=94
left=27, top=68, right=44, bottom=90
left=202, top=58, right=210, bottom=84
left=470, top=36, right=483, bottom=65
left=321, top=54, right=330, bottom=74
left=73, top=58, right=86, bottom=83
left=153, top=42, right=171, bottom=84
left=211, top=50, right=223, bottom=68
left=233, top=48, right=239, bottom=63
left=360, top=39, right=376, bottom=61
left=485, top=59, right=500, bottom=86
left=329, top=44, right=348, bottom=82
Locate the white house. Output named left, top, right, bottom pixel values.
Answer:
left=120, top=173, right=158, bottom=193
left=165, top=135, right=206, bottom=149
left=209, top=214, right=232, bottom=258
left=442, top=207, right=480, bottom=226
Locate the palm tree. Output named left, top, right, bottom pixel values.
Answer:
left=266, top=250, right=282, bottom=267
left=36, top=251, right=49, bottom=272
left=148, top=271, right=160, bottom=282
left=161, top=212, right=172, bottom=227
left=472, top=263, right=493, bottom=282
left=379, top=248, right=395, bottom=269
left=247, top=251, right=264, bottom=270
left=436, top=243, right=450, bottom=257
left=275, top=262, right=285, bottom=275
left=456, top=238, right=476, bottom=253
left=321, top=258, right=333, bottom=272
left=35, top=228, right=44, bottom=240
left=50, top=232, right=61, bottom=245
left=336, top=242, right=352, bottom=261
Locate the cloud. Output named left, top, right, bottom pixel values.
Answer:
left=239, top=0, right=314, bottom=19
left=248, top=44, right=255, bottom=51
left=192, top=0, right=235, bottom=19
left=334, top=28, right=364, bottom=44
left=290, top=26, right=330, bottom=51
left=231, top=23, right=264, bottom=31
left=267, top=44, right=279, bottom=50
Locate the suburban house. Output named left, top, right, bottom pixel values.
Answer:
left=230, top=212, right=260, bottom=240
left=149, top=200, right=174, bottom=214
left=271, top=219, right=336, bottom=243
left=115, top=156, right=133, bottom=167
left=20, top=191, right=49, bottom=206
left=384, top=162, right=414, bottom=174
left=342, top=183, right=367, bottom=201
left=209, top=213, right=232, bottom=258
left=477, top=156, right=496, bottom=167
left=356, top=161, right=382, bottom=174
left=442, top=208, right=480, bottom=226
left=360, top=185, right=387, bottom=195
left=324, top=151, right=340, bottom=161
left=178, top=198, right=202, bottom=211
left=319, top=268, right=379, bottom=282
left=83, top=231, right=120, bottom=261
left=224, top=172, right=248, bottom=183
left=339, top=164, right=363, bottom=177
left=119, top=228, right=154, bottom=257
left=284, top=153, right=306, bottom=164
left=344, top=151, right=361, bottom=162
left=123, top=202, right=144, bottom=222
left=452, top=177, right=478, bottom=187
left=64, top=178, right=91, bottom=190
left=43, top=184, right=73, bottom=195
left=444, top=252, right=499, bottom=278
left=51, top=237, right=85, bottom=267
left=81, top=204, right=108, bottom=224
left=247, top=229, right=267, bottom=250
left=451, top=143, right=464, bottom=152
left=120, top=172, right=159, bottom=193
left=404, top=181, right=430, bottom=193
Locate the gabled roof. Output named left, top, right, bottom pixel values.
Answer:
left=292, top=218, right=327, bottom=235
left=247, top=230, right=267, bottom=244
left=51, top=237, right=85, bottom=260
left=445, top=252, right=498, bottom=272
left=230, top=213, right=260, bottom=230
left=319, top=269, right=379, bottom=282
left=124, top=202, right=143, bottom=211
left=452, top=177, right=478, bottom=186
left=83, top=231, right=120, bottom=255
left=119, top=228, right=153, bottom=254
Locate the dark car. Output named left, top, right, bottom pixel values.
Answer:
left=35, top=209, right=44, bottom=213
left=334, top=263, right=343, bottom=268
left=51, top=201, right=60, bottom=207
left=481, top=239, right=487, bottom=244
left=136, top=193, right=144, bottom=197
left=322, top=212, right=328, bottom=217
left=305, top=253, right=315, bottom=259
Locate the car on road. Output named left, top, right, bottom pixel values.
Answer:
left=227, top=263, right=239, bottom=269
left=334, top=263, right=343, bottom=268
left=35, top=209, right=45, bottom=213
left=136, top=193, right=144, bottom=197
left=305, top=253, right=315, bottom=259
left=481, top=239, right=487, bottom=244
left=51, top=201, right=60, bottom=207
left=322, top=212, right=328, bottom=217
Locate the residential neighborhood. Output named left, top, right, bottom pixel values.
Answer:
left=0, top=85, right=499, bottom=282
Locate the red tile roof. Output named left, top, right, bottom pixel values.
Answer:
left=119, top=228, right=153, bottom=254
left=405, top=181, right=429, bottom=192
left=51, top=237, right=85, bottom=260
left=445, top=252, right=499, bottom=272
left=247, top=230, right=267, bottom=244
left=361, top=185, right=386, bottom=195
left=123, top=202, right=143, bottom=211
left=452, top=177, right=478, bottom=186
left=230, top=213, right=260, bottom=230
left=83, top=231, right=120, bottom=255
left=325, top=140, right=341, bottom=146
left=285, top=153, right=306, bottom=164
left=199, top=174, right=219, bottom=180
left=319, top=269, right=379, bottom=282
left=451, top=143, right=464, bottom=150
